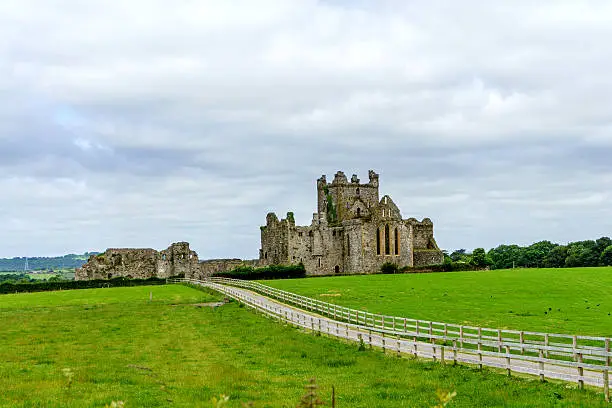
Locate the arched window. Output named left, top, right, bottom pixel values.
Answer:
left=318, top=258, right=321, bottom=267
left=347, top=236, right=351, bottom=256
left=376, top=227, right=381, bottom=255
left=394, top=228, right=399, bottom=255
left=385, top=224, right=390, bottom=255
left=334, top=265, right=340, bottom=274
left=356, top=207, right=361, bottom=217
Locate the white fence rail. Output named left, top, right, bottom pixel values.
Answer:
left=171, top=278, right=611, bottom=399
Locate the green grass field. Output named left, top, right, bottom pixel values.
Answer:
left=0, top=284, right=607, bottom=407
left=265, top=267, right=612, bottom=337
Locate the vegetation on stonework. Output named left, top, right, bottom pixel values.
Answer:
left=326, top=194, right=337, bottom=224
left=213, top=263, right=306, bottom=280
left=287, top=212, right=295, bottom=223
left=451, top=236, right=612, bottom=270
left=380, top=262, right=399, bottom=274
left=266, top=267, right=612, bottom=336
left=0, top=285, right=607, bottom=407
left=0, top=276, right=170, bottom=295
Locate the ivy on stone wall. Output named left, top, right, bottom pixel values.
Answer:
left=326, top=194, right=337, bottom=224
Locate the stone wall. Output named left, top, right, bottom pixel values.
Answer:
left=189, top=258, right=260, bottom=280
left=76, top=248, right=159, bottom=280
left=75, top=242, right=199, bottom=281
left=413, top=250, right=445, bottom=267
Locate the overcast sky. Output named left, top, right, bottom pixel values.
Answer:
left=1, top=0, right=612, bottom=258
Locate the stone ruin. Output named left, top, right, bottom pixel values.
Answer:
left=75, top=242, right=260, bottom=281
left=76, top=170, right=444, bottom=280
left=258, top=170, right=444, bottom=275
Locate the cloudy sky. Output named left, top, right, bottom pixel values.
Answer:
left=1, top=0, right=612, bottom=258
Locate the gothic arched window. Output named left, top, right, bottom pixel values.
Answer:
left=394, top=228, right=399, bottom=255
left=385, top=224, right=390, bottom=255
left=376, top=227, right=381, bottom=255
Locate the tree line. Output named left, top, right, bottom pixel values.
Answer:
left=448, top=237, right=612, bottom=270
left=0, top=253, right=97, bottom=272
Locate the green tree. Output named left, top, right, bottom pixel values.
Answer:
left=565, top=242, right=598, bottom=267
left=542, top=245, right=568, bottom=268
left=471, top=248, right=492, bottom=267
left=487, top=244, right=522, bottom=269
left=520, top=241, right=558, bottom=268
left=450, top=249, right=467, bottom=262
left=600, top=245, right=612, bottom=266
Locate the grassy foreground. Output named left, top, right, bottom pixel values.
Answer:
left=0, top=285, right=608, bottom=407
left=265, top=267, right=612, bottom=336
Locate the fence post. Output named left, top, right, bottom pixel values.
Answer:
left=346, top=323, right=349, bottom=339
left=538, top=349, right=545, bottom=382
left=382, top=332, right=386, bottom=354
left=497, top=329, right=502, bottom=353
left=520, top=331, right=525, bottom=355
left=573, top=335, right=578, bottom=360
left=397, top=335, right=401, bottom=358
left=452, top=339, right=457, bottom=365
left=429, top=321, right=433, bottom=344
left=604, top=369, right=609, bottom=403
left=368, top=329, right=372, bottom=349
left=393, top=316, right=396, bottom=331
left=459, top=326, right=464, bottom=349
left=505, top=345, right=511, bottom=377
left=606, top=338, right=611, bottom=368
left=318, top=318, right=322, bottom=335
left=404, top=318, right=407, bottom=332
left=478, top=340, right=483, bottom=370
left=441, top=344, right=445, bottom=365
left=544, top=334, right=549, bottom=358
left=413, top=336, right=418, bottom=357
left=577, top=353, right=584, bottom=390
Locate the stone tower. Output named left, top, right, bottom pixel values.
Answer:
left=260, top=170, right=443, bottom=275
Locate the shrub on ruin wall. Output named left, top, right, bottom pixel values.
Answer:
left=0, top=277, right=169, bottom=295
left=380, top=262, right=399, bottom=274
left=212, top=264, right=306, bottom=280
left=398, top=261, right=480, bottom=273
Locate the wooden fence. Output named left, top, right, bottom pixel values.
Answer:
left=172, top=277, right=611, bottom=400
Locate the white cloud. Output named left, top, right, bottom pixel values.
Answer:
left=1, top=0, right=612, bottom=257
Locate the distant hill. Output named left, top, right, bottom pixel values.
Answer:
left=0, top=253, right=98, bottom=272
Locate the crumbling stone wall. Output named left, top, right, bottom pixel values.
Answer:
left=76, top=242, right=199, bottom=281
left=190, top=258, right=261, bottom=280
left=259, top=170, right=444, bottom=275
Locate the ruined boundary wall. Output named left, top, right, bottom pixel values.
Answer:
left=76, top=242, right=261, bottom=281
left=76, top=242, right=199, bottom=281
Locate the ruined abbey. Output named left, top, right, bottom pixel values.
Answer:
left=258, top=170, right=443, bottom=275
left=76, top=170, right=443, bottom=280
